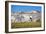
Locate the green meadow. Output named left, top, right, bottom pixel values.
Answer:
left=11, top=20, right=41, bottom=28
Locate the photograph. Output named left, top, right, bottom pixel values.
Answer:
left=5, top=1, right=45, bottom=33
left=11, top=4, right=41, bottom=28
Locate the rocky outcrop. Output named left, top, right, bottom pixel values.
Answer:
left=11, top=10, right=41, bottom=23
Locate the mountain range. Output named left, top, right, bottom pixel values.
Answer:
left=11, top=10, right=41, bottom=22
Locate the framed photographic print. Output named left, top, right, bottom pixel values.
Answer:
left=5, top=1, right=45, bottom=33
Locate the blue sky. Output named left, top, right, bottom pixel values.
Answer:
left=11, top=5, right=41, bottom=13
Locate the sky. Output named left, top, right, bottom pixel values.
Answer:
left=11, top=5, right=42, bottom=13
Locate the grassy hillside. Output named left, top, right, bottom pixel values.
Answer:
left=11, top=21, right=41, bottom=29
